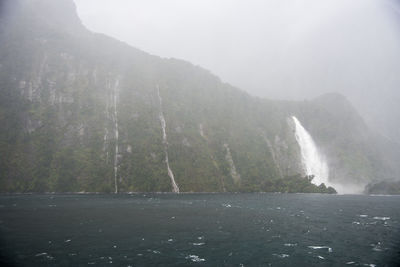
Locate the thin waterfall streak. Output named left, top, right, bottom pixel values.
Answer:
left=113, top=78, right=120, bottom=194
left=103, top=128, right=109, bottom=163
left=224, top=143, right=241, bottom=184
left=157, top=84, right=180, bottom=193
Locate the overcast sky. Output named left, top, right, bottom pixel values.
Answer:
left=74, top=0, right=400, bottom=98
left=74, top=0, right=400, bottom=140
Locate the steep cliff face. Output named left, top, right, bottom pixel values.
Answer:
left=0, top=0, right=398, bottom=193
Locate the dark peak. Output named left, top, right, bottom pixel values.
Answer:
left=312, top=91, right=368, bottom=131
left=312, top=92, right=355, bottom=112
left=3, top=0, right=84, bottom=33
left=313, top=92, right=348, bottom=103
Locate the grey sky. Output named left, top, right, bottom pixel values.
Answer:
left=74, top=0, right=400, bottom=141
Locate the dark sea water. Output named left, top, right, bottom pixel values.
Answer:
left=0, top=193, right=399, bottom=266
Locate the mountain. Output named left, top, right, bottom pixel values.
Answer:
left=365, top=180, right=400, bottom=195
left=0, top=0, right=399, bottom=193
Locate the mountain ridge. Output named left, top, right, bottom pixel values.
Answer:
left=0, top=0, right=398, bottom=193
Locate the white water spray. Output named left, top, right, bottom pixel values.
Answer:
left=157, top=85, right=180, bottom=193
left=113, top=78, right=120, bottom=194
left=292, top=116, right=330, bottom=186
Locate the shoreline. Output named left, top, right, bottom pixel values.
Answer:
left=1, top=192, right=398, bottom=196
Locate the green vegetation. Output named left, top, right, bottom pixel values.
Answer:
left=0, top=0, right=397, bottom=193
left=259, top=175, right=336, bottom=194
left=365, top=181, right=400, bottom=195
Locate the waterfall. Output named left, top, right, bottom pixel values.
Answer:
left=113, top=78, right=120, bottom=194
left=199, top=123, right=206, bottom=139
left=103, top=127, right=109, bottom=164
left=263, top=136, right=282, bottom=177
left=224, top=143, right=241, bottom=184
left=157, top=85, right=180, bottom=193
left=292, top=116, right=330, bottom=186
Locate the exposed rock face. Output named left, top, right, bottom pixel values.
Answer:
left=0, top=0, right=399, bottom=193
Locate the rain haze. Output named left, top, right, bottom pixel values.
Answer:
left=3, top=1, right=400, bottom=265
left=74, top=0, right=400, bottom=142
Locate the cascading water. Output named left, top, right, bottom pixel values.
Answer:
left=157, top=85, right=180, bottom=193
left=292, top=116, right=330, bottom=186
left=113, top=78, right=120, bottom=194
left=224, top=144, right=241, bottom=184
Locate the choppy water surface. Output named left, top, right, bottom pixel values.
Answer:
left=0, top=193, right=399, bottom=266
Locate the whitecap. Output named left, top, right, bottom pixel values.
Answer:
left=35, top=252, right=47, bottom=257
left=284, top=243, right=297, bottom=247
left=371, top=242, right=383, bottom=252
left=272, top=253, right=290, bottom=258
left=65, top=239, right=71, bottom=243
left=308, top=246, right=332, bottom=252
left=46, top=255, right=54, bottom=260
left=346, top=262, right=356, bottom=265
left=222, top=204, right=232, bottom=208
left=192, top=242, right=205, bottom=246
left=373, top=217, right=390, bottom=221
left=359, top=215, right=368, bottom=218
left=317, top=256, right=325, bottom=260
left=186, top=255, right=206, bottom=262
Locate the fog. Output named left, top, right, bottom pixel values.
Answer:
left=74, top=0, right=400, bottom=142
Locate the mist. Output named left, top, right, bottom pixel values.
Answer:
left=3, top=1, right=400, bottom=263
left=74, top=0, right=400, bottom=142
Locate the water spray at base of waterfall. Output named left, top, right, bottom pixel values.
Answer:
left=292, top=116, right=365, bottom=194
left=157, top=85, right=180, bottom=193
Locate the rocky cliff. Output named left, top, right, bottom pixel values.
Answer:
left=0, top=0, right=398, bottom=193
